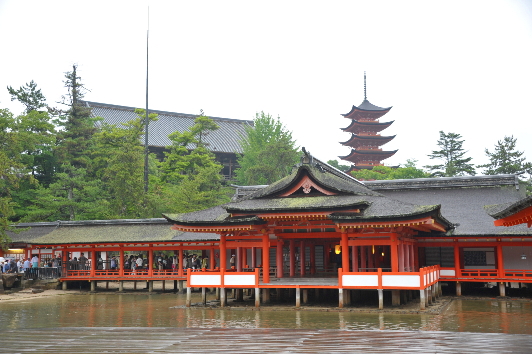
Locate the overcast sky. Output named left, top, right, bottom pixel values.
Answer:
left=1, top=0, right=532, bottom=170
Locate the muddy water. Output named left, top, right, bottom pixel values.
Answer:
left=2, top=294, right=532, bottom=352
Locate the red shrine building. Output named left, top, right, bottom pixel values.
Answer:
left=340, top=74, right=397, bottom=171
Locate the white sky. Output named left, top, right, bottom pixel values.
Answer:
left=1, top=0, right=532, bottom=170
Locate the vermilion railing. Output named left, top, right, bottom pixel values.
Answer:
left=338, top=265, right=440, bottom=290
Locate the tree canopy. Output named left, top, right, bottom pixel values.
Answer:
left=478, top=136, right=532, bottom=177
left=235, top=112, right=299, bottom=185
left=425, top=131, right=476, bottom=177
left=351, top=160, right=430, bottom=180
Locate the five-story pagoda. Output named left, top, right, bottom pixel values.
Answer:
left=340, top=73, right=397, bottom=171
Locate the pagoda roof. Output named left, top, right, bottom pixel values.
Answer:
left=340, top=149, right=398, bottom=164
left=342, top=120, right=394, bottom=134
left=341, top=134, right=396, bottom=148
left=164, top=152, right=452, bottom=231
left=342, top=99, right=392, bottom=119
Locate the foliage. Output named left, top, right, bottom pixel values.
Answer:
left=235, top=112, right=299, bottom=185
left=425, top=131, right=476, bottom=177
left=7, top=80, right=47, bottom=113
left=351, top=159, right=430, bottom=180
left=478, top=136, right=532, bottom=177
left=327, top=159, right=350, bottom=172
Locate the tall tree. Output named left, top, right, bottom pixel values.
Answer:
left=157, top=114, right=230, bottom=213
left=92, top=109, right=158, bottom=218
left=425, top=131, right=475, bottom=177
left=478, top=136, right=532, bottom=177
left=235, top=112, right=299, bottom=185
left=7, top=80, right=47, bottom=113
left=351, top=159, right=430, bottom=180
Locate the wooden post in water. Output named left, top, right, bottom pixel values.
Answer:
left=338, top=288, right=344, bottom=308
left=295, top=287, right=301, bottom=308
left=202, top=287, right=207, bottom=305
left=419, top=289, right=426, bottom=310
left=499, top=282, right=506, bottom=297
left=255, top=287, right=260, bottom=307
left=119, top=281, right=124, bottom=292
left=262, top=288, right=270, bottom=304
left=148, top=280, right=153, bottom=293
left=392, top=290, right=400, bottom=306
left=302, top=289, right=308, bottom=304
left=186, top=286, right=191, bottom=307
left=378, top=289, right=383, bottom=310
left=62, top=281, right=68, bottom=290
left=90, top=281, right=96, bottom=292
left=456, top=282, right=462, bottom=296
left=220, top=288, right=226, bottom=307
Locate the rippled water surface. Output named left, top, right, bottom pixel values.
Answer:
left=2, top=293, right=532, bottom=352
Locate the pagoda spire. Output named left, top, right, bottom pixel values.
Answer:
left=364, top=71, right=367, bottom=100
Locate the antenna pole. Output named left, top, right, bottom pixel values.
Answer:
left=144, top=8, right=150, bottom=193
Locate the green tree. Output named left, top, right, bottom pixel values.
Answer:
left=157, top=114, right=230, bottom=213
left=351, top=159, right=430, bottom=180
left=7, top=80, right=47, bottom=113
left=327, top=159, right=350, bottom=172
left=235, top=112, right=299, bottom=185
left=92, top=109, right=158, bottom=218
left=425, top=131, right=475, bottom=177
left=478, top=136, right=532, bottom=177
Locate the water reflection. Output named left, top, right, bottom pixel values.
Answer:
left=2, top=293, right=532, bottom=334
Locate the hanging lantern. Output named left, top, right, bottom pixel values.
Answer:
left=335, top=245, right=341, bottom=254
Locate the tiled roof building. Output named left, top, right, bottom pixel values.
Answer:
left=83, top=101, right=254, bottom=179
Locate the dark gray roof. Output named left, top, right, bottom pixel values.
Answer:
left=8, top=219, right=219, bottom=245
left=356, top=99, right=392, bottom=111
left=363, top=175, right=531, bottom=236
left=84, top=101, right=253, bottom=154
left=485, top=195, right=532, bottom=220
left=165, top=158, right=452, bottom=229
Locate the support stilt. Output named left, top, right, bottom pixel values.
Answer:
left=90, top=281, right=96, bottom=292
left=119, top=281, right=124, bottom=292
left=62, top=281, right=68, bottom=290
left=419, top=289, right=426, bottom=310
left=255, top=287, right=260, bottom=307
left=391, top=290, right=400, bottom=306
left=186, top=286, right=191, bottom=307
left=338, top=288, right=344, bottom=308
left=456, top=282, right=462, bottom=296
left=296, top=287, right=301, bottom=308
left=378, top=289, right=383, bottom=310
left=499, top=282, right=506, bottom=297
left=202, top=287, right=207, bottom=305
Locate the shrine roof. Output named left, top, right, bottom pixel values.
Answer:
left=84, top=101, right=253, bottom=154
left=164, top=154, right=453, bottom=230
left=342, top=99, right=392, bottom=117
left=8, top=219, right=220, bottom=245
left=485, top=195, right=532, bottom=220
left=342, top=120, right=394, bottom=131
left=364, top=175, right=532, bottom=235
left=341, top=135, right=396, bottom=146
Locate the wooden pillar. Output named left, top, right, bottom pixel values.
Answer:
left=351, top=245, right=358, bottom=272
left=289, top=240, right=296, bottom=277
left=378, top=289, right=384, bottom=310
left=220, top=288, right=226, bottom=307
left=178, top=248, right=183, bottom=277
left=302, top=289, right=308, bottom=304
left=148, top=280, right=153, bottom=292
left=324, top=243, right=330, bottom=271
left=237, top=247, right=242, bottom=272
left=262, top=288, right=270, bottom=304
left=62, top=249, right=68, bottom=278
left=262, top=233, right=270, bottom=283
left=338, top=288, right=344, bottom=308
left=391, top=237, right=399, bottom=273
left=202, top=287, right=207, bottom=305
left=454, top=244, right=461, bottom=278
left=299, top=240, right=306, bottom=277
left=90, top=250, right=96, bottom=277
left=186, top=286, right=191, bottom=307
left=90, top=281, right=96, bottom=292
left=367, top=246, right=374, bottom=270
left=419, top=289, right=426, bottom=310
left=148, top=247, right=154, bottom=277
left=499, top=282, right=506, bottom=297
left=404, top=244, right=410, bottom=271
left=276, top=239, right=283, bottom=278
left=119, top=248, right=124, bottom=277
left=62, top=281, right=68, bottom=290
left=392, top=290, right=400, bottom=306
left=496, top=244, right=505, bottom=278
left=255, top=287, right=260, bottom=307
left=410, top=244, right=415, bottom=271
left=309, top=244, right=316, bottom=275
left=398, top=241, right=404, bottom=272
left=220, top=233, right=227, bottom=271
left=456, top=282, right=462, bottom=296
left=251, top=247, right=256, bottom=268
left=413, top=243, right=419, bottom=271
left=341, top=231, right=349, bottom=272
left=295, top=287, right=301, bottom=308
left=242, top=247, right=247, bottom=268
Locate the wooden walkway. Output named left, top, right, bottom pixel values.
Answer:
left=2, top=327, right=531, bottom=353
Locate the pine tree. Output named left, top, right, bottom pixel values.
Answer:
left=478, top=136, right=532, bottom=177
left=425, top=131, right=475, bottom=177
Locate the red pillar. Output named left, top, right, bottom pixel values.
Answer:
left=404, top=243, right=410, bottom=272
left=289, top=240, right=296, bottom=277
left=251, top=247, right=256, bottom=268
left=299, top=240, right=306, bottom=276
left=237, top=247, right=242, bottom=272
left=220, top=233, right=227, bottom=271
left=242, top=247, right=247, bottom=268
left=341, top=231, right=349, bottom=272
left=90, top=249, right=96, bottom=277
left=454, top=243, right=460, bottom=277
left=367, top=246, right=374, bottom=270
left=119, top=248, right=124, bottom=277
left=148, top=247, right=154, bottom=276
left=497, top=244, right=505, bottom=278
left=262, top=233, right=270, bottom=283
left=276, top=239, right=283, bottom=278
left=210, top=247, right=215, bottom=270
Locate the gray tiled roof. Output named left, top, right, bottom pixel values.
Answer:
left=363, top=176, right=532, bottom=236
left=84, top=101, right=253, bottom=154
left=9, top=219, right=219, bottom=245
left=485, top=195, right=532, bottom=220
